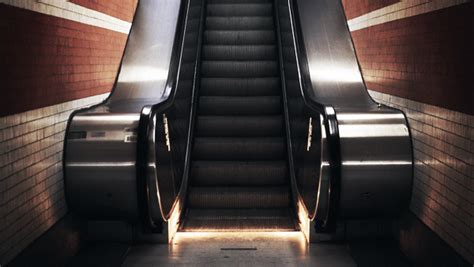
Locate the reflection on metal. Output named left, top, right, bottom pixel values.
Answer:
left=306, top=117, right=312, bottom=151
left=310, top=62, right=362, bottom=84
left=118, top=66, right=169, bottom=83
left=342, top=161, right=412, bottom=166
left=338, top=124, right=408, bottom=138
left=276, top=0, right=413, bottom=237
left=64, top=0, right=205, bottom=237
left=163, top=114, right=171, bottom=152
left=296, top=198, right=311, bottom=242
left=66, top=162, right=135, bottom=167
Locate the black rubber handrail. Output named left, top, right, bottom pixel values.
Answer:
left=136, top=0, right=193, bottom=232
left=285, top=0, right=342, bottom=232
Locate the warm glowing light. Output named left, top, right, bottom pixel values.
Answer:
left=66, top=162, right=135, bottom=167
left=296, top=199, right=310, bottom=243
left=167, top=200, right=182, bottom=243
left=173, top=231, right=307, bottom=242
left=119, top=66, right=168, bottom=82
left=75, top=114, right=140, bottom=122
left=170, top=231, right=308, bottom=256
left=337, top=113, right=404, bottom=121
left=310, top=63, right=362, bottom=83
left=342, top=160, right=412, bottom=166
left=339, top=124, right=408, bottom=138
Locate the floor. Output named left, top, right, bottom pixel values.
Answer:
left=68, top=231, right=411, bottom=267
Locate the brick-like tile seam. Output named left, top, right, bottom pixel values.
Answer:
left=411, top=195, right=474, bottom=262
left=0, top=94, right=108, bottom=133
left=1, top=181, right=64, bottom=246
left=0, top=94, right=107, bottom=265
left=369, top=90, right=474, bottom=263
left=0, top=185, right=64, bottom=256
left=1, top=197, right=67, bottom=264
left=413, top=176, right=472, bottom=241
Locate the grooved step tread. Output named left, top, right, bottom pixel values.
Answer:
left=200, top=77, right=280, bottom=96
left=198, top=96, right=281, bottom=115
left=180, top=208, right=297, bottom=231
left=204, top=30, right=276, bottom=45
left=201, top=60, right=278, bottom=78
left=188, top=186, right=290, bottom=208
left=192, top=137, right=286, bottom=160
left=208, top=0, right=272, bottom=3
left=183, top=0, right=293, bottom=231
left=206, top=17, right=275, bottom=31
left=195, top=116, right=283, bottom=137
left=207, top=3, right=273, bottom=17
left=191, top=161, right=288, bottom=186
left=202, top=45, right=277, bottom=61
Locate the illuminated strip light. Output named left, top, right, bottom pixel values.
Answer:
left=348, top=0, right=471, bottom=32
left=0, top=0, right=132, bottom=34
left=173, top=231, right=306, bottom=240
left=74, top=114, right=140, bottom=122
left=337, top=113, right=404, bottom=121
left=338, top=124, right=408, bottom=138
left=66, top=162, right=135, bottom=167
left=342, top=161, right=412, bottom=166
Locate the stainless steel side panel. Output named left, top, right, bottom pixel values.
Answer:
left=295, top=0, right=372, bottom=108
left=337, top=110, right=412, bottom=217
left=64, top=0, right=183, bottom=221
left=65, top=114, right=140, bottom=219
left=283, top=0, right=413, bottom=221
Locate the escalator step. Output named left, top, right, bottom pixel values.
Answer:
left=181, top=0, right=295, bottom=231
left=188, top=186, right=290, bottom=208
left=208, top=0, right=272, bottom=4
left=202, top=45, right=277, bottom=61
left=195, top=116, right=283, bottom=137
left=192, top=137, right=286, bottom=160
left=207, top=3, right=273, bottom=17
left=200, top=77, right=280, bottom=96
left=198, top=96, right=281, bottom=115
left=204, top=30, right=276, bottom=45
left=180, top=208, right=297, bottom=231
left=201, top=60, right=278, bottom=77
left=206, top=17, right=274, bottom=31
left=191, top=161, right=287, bottom=186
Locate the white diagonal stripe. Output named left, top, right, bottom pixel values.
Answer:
left=0, top=0, right=132, bottom=34
left=348, top=0, right=471, bottom=32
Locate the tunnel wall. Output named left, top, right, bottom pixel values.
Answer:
left=0, top=1, right=137, bottom=264
left=342, top=0, right=473, bottom=264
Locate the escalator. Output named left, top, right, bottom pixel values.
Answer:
left=181, top=0, right=295, bottom=232
left=63, top=0, right=413, bottom=240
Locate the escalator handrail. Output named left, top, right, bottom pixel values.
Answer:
left=285, top=0, right=342, bottom=232
left=136, top=0, right=193, bottom=230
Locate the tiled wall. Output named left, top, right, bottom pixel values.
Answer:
left=347, top=2, right=472, bottom=115
left=0, top=94, right=109, bottom=264
left=369, top=91, right=473, bottom=263
left=342, top=0, right=473, bottom=264
left=0, top=0, right=137, bottom=265
left=71, top=0, right=139, bottom=22
left=0, top=3, right=134, bottom=116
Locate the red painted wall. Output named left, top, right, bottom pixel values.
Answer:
left=342, top=0, right=400, bottom=20
left=0, top=2, right=137, bottom=117
left=343, top=2, right=473, bottom=115
left=70, top=0, right=138, bottom=22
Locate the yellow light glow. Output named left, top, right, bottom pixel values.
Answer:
left=310, top=63, right=362, bottom=84
left=166, top=198, right=182, bottom=243
left=171, top=231, right=308, bottom=256
left=119, top=66, right=168, bottom=83
left=173, top=231, right=307, bottom=243
left=296, top=199, right=311, bottom=243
